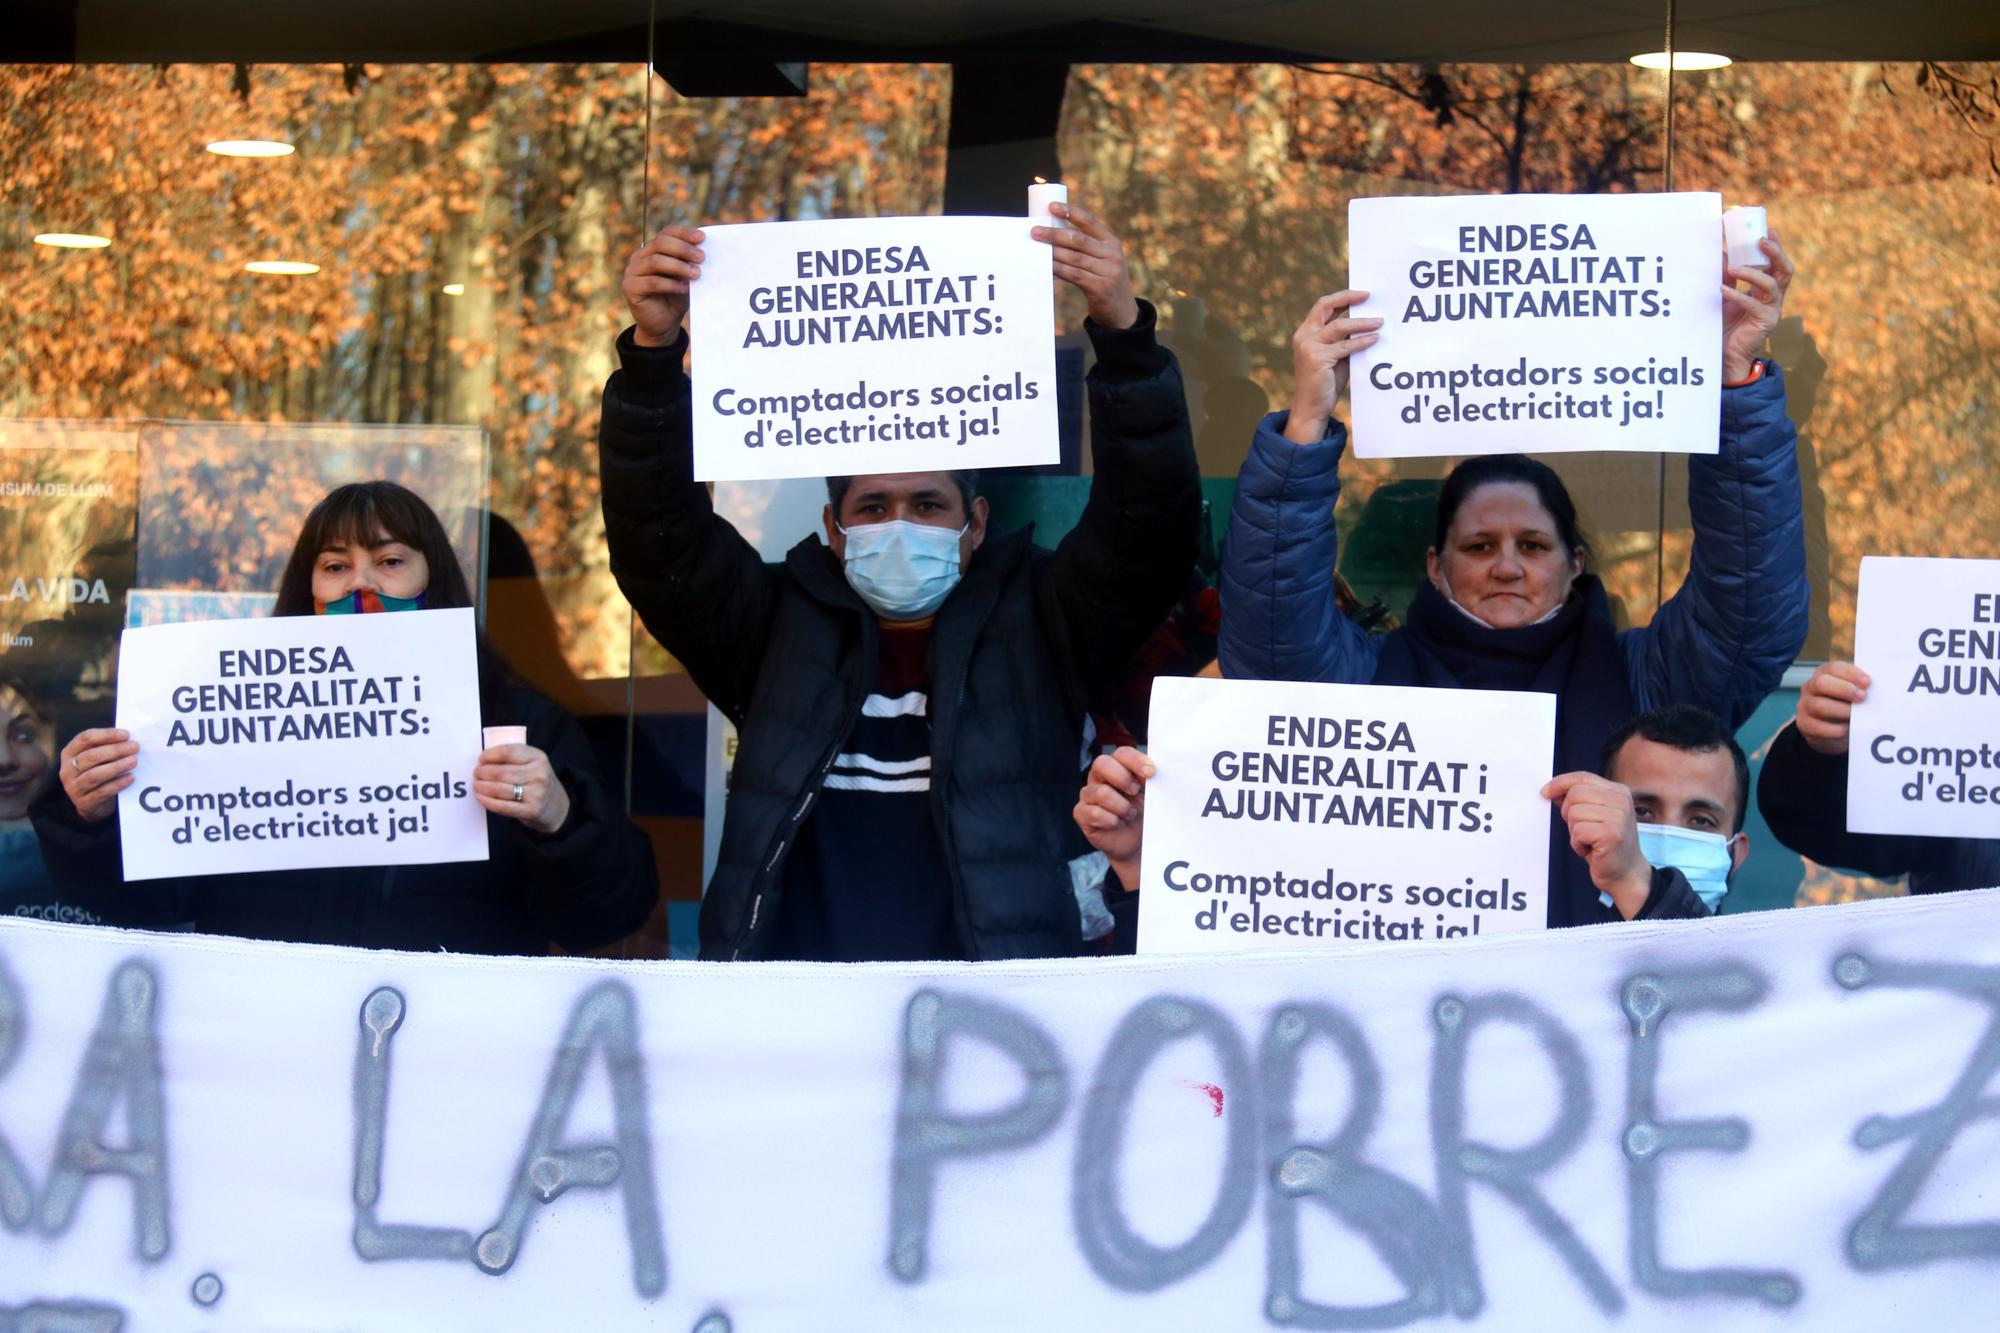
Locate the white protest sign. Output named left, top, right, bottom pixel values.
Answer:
left=114, top=607, right=488, bottom=879
left=1138, top=676, right=1553, bottom=953
left=7, top=892, right=2000, bottom=1329
left=1848, top=555, right=2000, bottom=837
left=1348, top=192, right=1722, bottom=458
left=690, top=216, right=1059, bottom=481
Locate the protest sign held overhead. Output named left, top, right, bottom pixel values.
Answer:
left=1347, top=192, right=1722, bottom=458
left=1138, top=676, right=1554, bottom=954
left=115, top=607, right=488, bottom=879
left=1848, top=556, right=2000, bottom=839
left=690, top=216, right=1059, bottom=482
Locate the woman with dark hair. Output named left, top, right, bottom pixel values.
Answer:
left=34, top=481, right=657, bottom=955
left=1212, top=236, right=1808, bottom=927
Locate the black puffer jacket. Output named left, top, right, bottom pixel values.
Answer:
left=30, top=683, right=658, bottom=954
left=599, top=306, right=1199, bottom=960
left=1759, top=723, right=2000, bottom=894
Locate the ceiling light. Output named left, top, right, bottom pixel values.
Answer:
left=244, top=260, right=320, bottom=276
left=1630, top=51, right=1732, bottom=71
left=441, top=282, right=465, bottom=296
left=207, top=139, right=296, bottom=158
left=33, top=233, right=112, bottom=249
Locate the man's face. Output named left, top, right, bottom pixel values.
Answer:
left=823, top=472, right=989, bottom=568
left=1606, top=735, right=1750, bottom=873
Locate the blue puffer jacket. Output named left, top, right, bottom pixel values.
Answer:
left=1218, top=361, right=1808, bottom=731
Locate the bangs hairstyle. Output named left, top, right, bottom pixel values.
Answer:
left=272, top=481, right=473, bottom=616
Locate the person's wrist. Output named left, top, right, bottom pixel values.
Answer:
left=1282, top=402, right=1331, bottom=445
left=633, top=321, right=680, bottom=349
left=1801, top=729, right=1849, bottom=758
left=1722, top=352, right=1760, bottom=386
left=530, top=785, right=572, bottom=835
left=1098, top=297, right=1141, bottom=330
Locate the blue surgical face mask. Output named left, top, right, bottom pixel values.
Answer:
left=1637, top=822, right=1741, bottom=911
left=836, top=519, right=966, bottom=620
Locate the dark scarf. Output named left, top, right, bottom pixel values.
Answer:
left=1375, top=576, right=1635, bottom=928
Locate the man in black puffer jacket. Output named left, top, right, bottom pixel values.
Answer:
left=600, top=206, right=1199, bottom=961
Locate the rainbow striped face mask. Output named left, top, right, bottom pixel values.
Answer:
left=313, top=589, right=426, bottom=615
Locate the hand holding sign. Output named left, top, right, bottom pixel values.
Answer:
left=57, top=726, right=137, bottom=822
left=1543, top=771, right=1651, bottom=919
left=1073, top=745, right=1152, bottom=891
left=1282, top=292, right=1382, bottom=446
left=1032, top=200, right=1139, bottom=330
left=623, top=224, right=706, bottom=347
left=1797, top=661, right=1870, bottom=757
left=1722, top=229, right=1794, bottom=383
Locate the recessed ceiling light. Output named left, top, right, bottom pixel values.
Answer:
left=207, top=139, right=296, bottom=158
left=33, top=232, right=112, bottom=249
left=1630, top=51, right=1732, bottom=71
left=244, top=260, right=320, bottom=275
left=441, top=282, right=465, bottom=296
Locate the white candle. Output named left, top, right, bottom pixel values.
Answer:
left=1722, top=205, right=1769, bottom=271
left=1028, top=179, right=1069, bottom=230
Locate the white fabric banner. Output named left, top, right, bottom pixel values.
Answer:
left=10, top=893, right=2000, bottom=1329
left=1347, top=192, right=1722, bottom=458
left=689, top=216, right=1059, bottom=481
left=114, top=607, right=488, bottom=879
left=1138, top=677, right=1554, bottom=953
left=1848, top=555, right=2000, bottom=837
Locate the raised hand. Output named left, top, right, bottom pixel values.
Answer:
left=1722, top=229, right=1795, bottom=383
left=1282, top=292, right=1381, bottom=445
left=1033, top=201, right=1140, bottom=331
left=623, top=225, right=706, bottom=347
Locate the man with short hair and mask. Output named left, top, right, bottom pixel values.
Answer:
left=598, top=206, right=1199, bottom=961
left=1548, top=703, right=1752, bottom=920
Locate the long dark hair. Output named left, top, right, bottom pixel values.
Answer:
left=1432, top=454, right=1590, bottom=562
left=272, top=482, right=513, bottom=723
left=272, top=481, right=476, bottom=617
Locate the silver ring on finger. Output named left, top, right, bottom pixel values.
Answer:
left=512, top=783, right=524, bottom=804
left=72, top=755, right=84, bottom=773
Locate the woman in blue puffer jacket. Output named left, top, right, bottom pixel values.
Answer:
left=1216, top=232, right=1807, bottom=928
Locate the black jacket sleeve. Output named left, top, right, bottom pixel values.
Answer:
left=597, top=327, right=781, bottom=724
left=1633, top=866, right=1713, bottom=921
left=28, top=784, right=196, bottom=929
left=1757, top=722, right=1995, bottom=887
left=1037, top=301, right=1202, bottom=696
left=509, top=687, right=660, bottom=950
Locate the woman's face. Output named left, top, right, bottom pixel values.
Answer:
left=1426, top=481, right=1584, bottom=629
left=311, top=530, right=430, bottom=608
left=0, top=685, right=55, bottom=822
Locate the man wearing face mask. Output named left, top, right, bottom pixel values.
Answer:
left=1544, top=704, right=1752, bottom=921
left=598, top=208, right=1199, bottom=962
left=1073, top=703, right=1744, bottom=941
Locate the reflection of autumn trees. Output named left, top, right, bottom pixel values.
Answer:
left=3, top=60, right=1990, bottom=662
left=1062, top=62, right=1999, bottom=647
left=1, top=64, right=948, bottom=675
